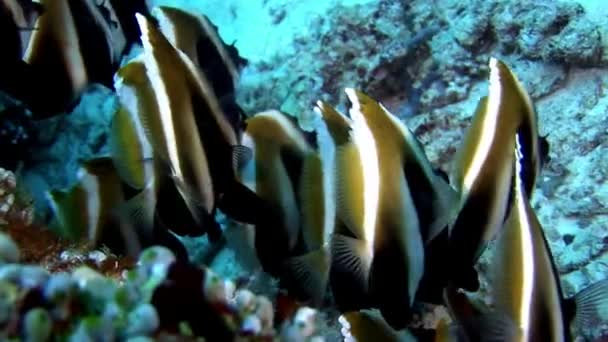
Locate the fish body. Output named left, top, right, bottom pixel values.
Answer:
left=318, top=89, right=425, bottom=329
left=490, top=138, right=608, bottom=342
left=448, top=58, right=546, bottom=291
left=347, top=89, right=425, bottom=329
left=136, top=13, right=219, bottom=237
left=244, top=110, right=311, bottom=275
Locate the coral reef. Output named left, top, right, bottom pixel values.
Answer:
left=0, top=168, right=33, bottom=227
left=0, top=231, right=324, bottom=341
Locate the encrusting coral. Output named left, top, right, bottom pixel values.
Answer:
left=0, top=168, right=33, bottom=227
left=0, top=231, right=323, bottom=341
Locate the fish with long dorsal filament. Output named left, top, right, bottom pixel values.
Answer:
left=314, top=99, right=375, bottom=312
left=317, top=89, right=425, bottom=329
left=488, top=136, right=608, bottom=342
left=345, top=88, right=425, bottom=329
left=242, top=110, right=313, bottom=276
left=279, top=113, right=336, bottom=306
left=448, top=57, right=549, bottom=291
left=113, top=54, right=202, bottom=239
left=136, top=12, right=262, bottom=231
left=135, top=12, right=225, bottom=240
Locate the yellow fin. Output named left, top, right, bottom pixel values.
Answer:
left=284, top=247, right=330, bottom=307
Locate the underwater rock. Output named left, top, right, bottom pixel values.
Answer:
left=236, top=0, right=606, bottom=124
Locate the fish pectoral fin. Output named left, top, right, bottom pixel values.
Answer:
left=114, top=189, right=156, bottom=238
left=571, top=278, right=608, bottom=329
left=218, top=180, right=267, bottom=224
left=284, top=247, right=331, bottom=306
left=231, top=144, right=253, bottom=172
left=331, top=234, right=372, bottom=293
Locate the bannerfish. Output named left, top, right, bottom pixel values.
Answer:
left=489, top=138, right=608, bottom=342
left=137, top=13, right=262, bottom=230
left=45, top=157, right=186, bottom=258
left=135, top=13, right=224, bottom=240
left=20, top=0, right=126, bottom=117
left=315, top=100, right=375, bottom=312
left=320, top=89, right=424, bottom=329
left=243, top=110, right=312, bottom=276
left=114, top=56, right=204, bottom=239
left=448, top=57, right=548, bottom=291
left=346, top=88, right=425, bottom=329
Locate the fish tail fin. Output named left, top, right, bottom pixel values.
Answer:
left=283, top=247, right=331, bottom=307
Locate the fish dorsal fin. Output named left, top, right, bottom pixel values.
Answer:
left=334, top=143, right=366, bottom=239
left=331, top=234, right=372, bottom=294
left=299, top=152, right=325, bottom=250
left=570, top=279, right=608, bottom=330
left=450, top=96, right=488, bottom=194
left=283, top=247, right=330, bottom=307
